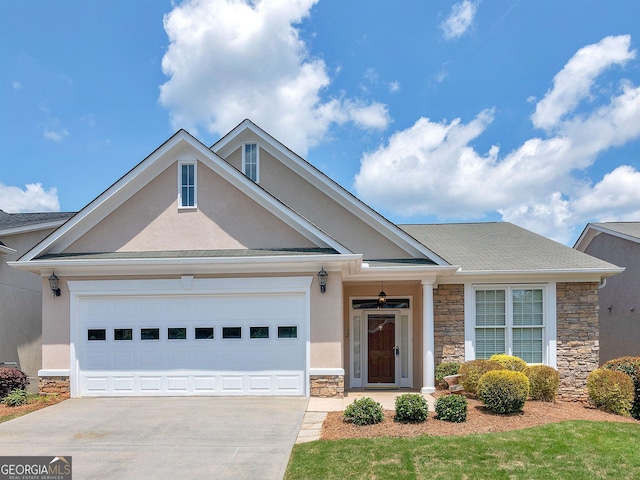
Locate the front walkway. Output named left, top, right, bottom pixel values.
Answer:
left=296, top=391, right=436, bottom=444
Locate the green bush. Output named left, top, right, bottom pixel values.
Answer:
left=477, top=370, right=530, bottom=414
left=0, top=368, right=29, bottom=399
left=434, top=394, right=468, bottom=423
left=525, top=365, right=560, bottom=402
left=490, top=354, right=527, bottom=372
left=458, top=360, right=504, bottom=395
left=394, top=393, right=429, bottom=423
left=343, top=397, right=384, bottom=426
left=587, top=368, right=634, bottom=417
left=2, top=389, right=29, bottom=407
left=602, top=356, right=640, bottom=420
left=435, top=362, right=461, bottom=387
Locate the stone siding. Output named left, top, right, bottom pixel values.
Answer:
left=39, top=376, right=70, bottom=395
left=556, top=282, right=600, bottom=401
left=433, top=284, right=465, bottom=366
left=310, top=375, right=344, bottom=398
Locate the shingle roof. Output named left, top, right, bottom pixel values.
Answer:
left=590, top=222, right=640, bottom=241
left=0, top=210, right=75, bottom=230
left=399, top=222, right=618, bottom=272
left=36, top=248, right=338, bottom=261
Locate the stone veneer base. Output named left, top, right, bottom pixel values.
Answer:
left=310, top=374, right=344, bottom=398
left=39, top=376, right=70, bottom=395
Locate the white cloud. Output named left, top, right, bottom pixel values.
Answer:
left=440, top=0, right=478, bottom=41
left=354, top=35, right=640, bottom=244
left=389, top=81, right=400, bottom=93
left=0, top=183, right=60, bottom=213
left=12, top=81, right=21, bottom=89
left=159, top=0, right=389, bottom=155
left=43, top=128, right=69, bottom=142
left=532, top=35, right=636, bottom=130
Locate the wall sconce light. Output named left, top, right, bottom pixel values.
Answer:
left=317, top=267, right=328, bottom=293
left=377, top=282, right=387, bottom=308
left=48, top=272, right=61, bottom=298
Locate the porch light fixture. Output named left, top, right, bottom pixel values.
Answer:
left=317, top=267, right=328, bottom=293
left=377, top=282, right=387, bottom=307
left=48, top=272, right=61, bottom=298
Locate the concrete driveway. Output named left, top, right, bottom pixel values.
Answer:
left=0, top=396, right=307, bottom=480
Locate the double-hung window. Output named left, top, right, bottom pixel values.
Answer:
left=242, top=143, right=259, bottom=182
left=474, top=287, right=545, bottom=363
left=179, top=161, right=196, bottom=208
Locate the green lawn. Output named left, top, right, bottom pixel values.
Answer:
left=285, top=420, right=640, bottom=480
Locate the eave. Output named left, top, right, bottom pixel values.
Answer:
left=9, top=253, right=362, bottom=277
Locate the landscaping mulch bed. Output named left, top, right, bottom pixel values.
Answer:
left=0, top=394, right=69, bottom=422
left=322, top=395, right=640, bottom=440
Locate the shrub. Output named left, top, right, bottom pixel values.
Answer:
left=435, top=362, right=461, bottom=388
left=602, top=356, right=640, bottom=420
left=490, top=354, right=527, bottom=372
left=525, top=365, right=560, bottom=402
left=394, top=393, right=429, bottom=423
left=343, top=397, right=384, bottom=426
left=434, top=394, right=468, bottom=423
left=458, top=360, right=504, bottom=395
left=0, top=368, right=29, bottom=399
left=587, top=368, right=634, bottom=417
left=477, top=370, right=530, bottom=414
left=2, top=389, right=29, bottom=407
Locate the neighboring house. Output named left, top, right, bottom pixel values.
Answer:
left=574, top=222, right=640, bottom=363
left=0, top=210, right=75, bottom=387
left=10, top=120, right=622, bottom=401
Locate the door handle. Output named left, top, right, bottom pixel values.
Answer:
left=394, top=345, right=399, bottom=356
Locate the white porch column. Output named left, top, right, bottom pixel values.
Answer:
left=421, top=280, right=435, bottom=393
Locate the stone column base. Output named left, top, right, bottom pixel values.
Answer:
left=39, top=376, right=70, bottom=395
left=310, top=375, right=344, bottom=398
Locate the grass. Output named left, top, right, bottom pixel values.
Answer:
left=285, top=421, right=640, bottom=479
left=0, top=393, right=66, bottom=424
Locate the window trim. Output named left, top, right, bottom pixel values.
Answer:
left=178, top=160, right=197, bottom=209
left=242, top=142, right=259, bottom=182
left=464, top=283, right=556, bottom=367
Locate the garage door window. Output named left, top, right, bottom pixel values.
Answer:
left=168, top=327, right=187, bottom=340
left=194, top=327, right=214, bottom=340
left=88, top=329, right=106, bottom=341
left=141, top=328, right=160, bottom=340
left=222, top=327, right=242, bottom=339
left=278, top=326, right=297, bottom=339
left=250, top=326, right=269, bottom=339
left=114, top=328, right=132, bottom=341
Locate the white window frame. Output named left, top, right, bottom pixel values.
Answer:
left=242, top=142, right=259, bottom=182
left=464, top=283, right=556, bottom=367
left=178, top=160, right=197, bottom=208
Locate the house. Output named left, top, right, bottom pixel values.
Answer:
left=574, top=222, right=640, bottom=363
left=10, top=120, right=622, bottom=401
left=0, top=210, right=75, bottom=388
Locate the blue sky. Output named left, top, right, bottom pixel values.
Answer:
left=1, top=0, right=639, bottom=245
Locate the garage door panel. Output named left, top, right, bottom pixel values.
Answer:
left=77, top=290, right=306, bottom=396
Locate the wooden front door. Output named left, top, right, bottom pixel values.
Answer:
left=367, top=314, right=396, bottom=384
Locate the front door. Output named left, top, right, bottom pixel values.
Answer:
left=367, top=314, right=396, bottom=384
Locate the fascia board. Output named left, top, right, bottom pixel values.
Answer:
left=0, top=244, right=17, bottom=254
left=343, top=264, right=459, bottom=281
left=448, top=267, right=625, bottom=284
left=8, top=253, right=361, bottom=277
left=0, top=219, right=69, bottom=237
left=212, top=121, right=448, bottom=265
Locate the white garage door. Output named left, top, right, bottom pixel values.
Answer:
left=71, top=278, right=309, bottom=397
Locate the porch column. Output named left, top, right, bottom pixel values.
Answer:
left=421, top=280, right=435, bottom=393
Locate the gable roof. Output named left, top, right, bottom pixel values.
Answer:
left=212, top=119, right=448, bottom=265
left=400, top=222, right=621, bottom=275
left=575, top=222, right=640, bottom=251
left=0, top=210, right=75, bottom=235
left=16, top=129, right=353, bottom=266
